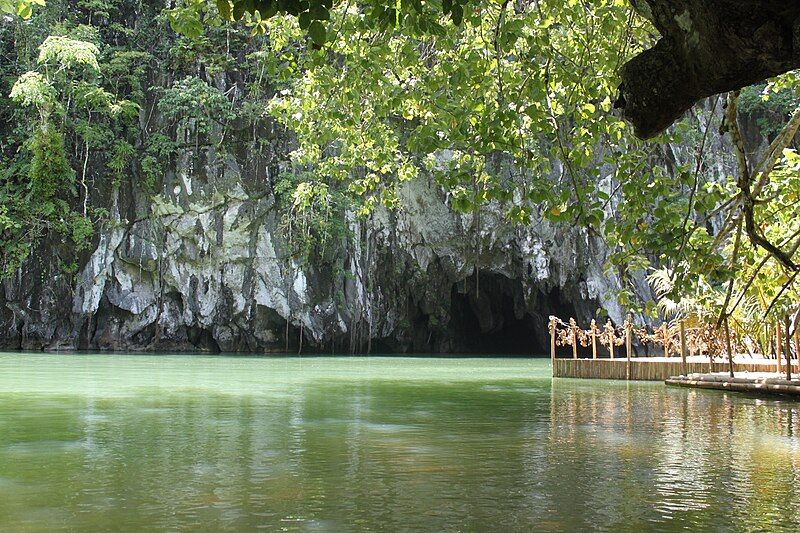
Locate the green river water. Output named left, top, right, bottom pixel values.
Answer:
left=0, top=353, right=798, bottom=531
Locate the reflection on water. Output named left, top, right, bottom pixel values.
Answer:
left=0, top=354, right=798, bottom=531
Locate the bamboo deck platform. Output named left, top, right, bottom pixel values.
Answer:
left=553, top=356, right=800, bottom=381
left=666, top=373, right=800, bottom=397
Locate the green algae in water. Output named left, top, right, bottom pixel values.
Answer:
left=0, top=353, right=798, bottom=531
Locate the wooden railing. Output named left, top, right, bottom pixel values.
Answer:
left=547, top=314, right=799, bottom=379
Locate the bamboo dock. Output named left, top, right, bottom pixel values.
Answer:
left=548, top=315, right=800, bottom=382
left=666, top=373, right=800, bottom=397
left=554, top=357, right=800, bottom=381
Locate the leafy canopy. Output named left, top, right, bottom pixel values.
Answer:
left=169, top=0, right=470, bottom=44
left=4, top=0, right=800, bottom=332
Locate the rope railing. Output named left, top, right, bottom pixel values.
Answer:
left=548, top=314, right=800, bottom=378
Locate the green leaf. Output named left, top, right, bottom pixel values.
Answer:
left=16, top=5, right=32, bottom=18
left=232, top=1, right=248, bottom=20
left=309, top=4, right=330, bottom=21
left=308, top=20, right=326, bottom=46
left=216, top=0, right=232, bottom=20
left=258, top=0, right=278, bottom=18
left=450, top=3, right=463, bottom=26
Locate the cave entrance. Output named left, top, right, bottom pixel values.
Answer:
left=448, top=272, right=578, bottom=356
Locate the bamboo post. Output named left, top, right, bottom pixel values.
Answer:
left=776, top=322, right=783, bottom=374
left=763, top=322, right=770, bottom=359
left=662, top=323, right=670, bottom=358
left=570, top=318, right=578, bottom=360
left=793, top=320, right=799, bottom=368
left=708, top=330, right=713, bottom=374
left=724, top=316, right=734, bottom=378
left=625, top=314, right=633, bottom=381
left=591, top=319, right=598, bottom=360
left=680, top=320, right=687, bottom=376
left=549, top=316, right=557, bottom=365
left=767, top=322, right=773, bottom=358
left=784, top=315, right=792, bottom=380
left=605, top=320, right=615, bottom=359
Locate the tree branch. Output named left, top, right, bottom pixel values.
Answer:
left=727, top=91, right=800, bottom=271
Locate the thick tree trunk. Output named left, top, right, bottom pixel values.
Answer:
left=619, top=0, right=800, bottom=138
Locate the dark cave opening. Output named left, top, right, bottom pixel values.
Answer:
left=448, top=272, right=580, bottom=356
left=450, top=289, right=535, bottom=354
left=187, top=325, right=221, bottom=353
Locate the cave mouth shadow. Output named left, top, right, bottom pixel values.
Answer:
left=447, top=272, right=578, bottom=356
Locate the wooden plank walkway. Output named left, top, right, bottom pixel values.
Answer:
left=553, top=357, right=800, bottom=381
left=666, top=373, right=800, bottom=397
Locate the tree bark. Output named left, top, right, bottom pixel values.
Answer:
left=619, top=0, right=800, bottom=139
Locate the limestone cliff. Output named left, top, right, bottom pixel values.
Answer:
left=3, top=147, right=636, bottom=353
left=0, top=2, right=745, bottom=354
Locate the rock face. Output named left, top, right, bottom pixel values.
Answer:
left=1, top=149, right=634, bottom=353
left=620, top=0, right=800, bottom=138
left=0, top=77, right=739, bottom=356
left=1, top=2, right=746, bottom=355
